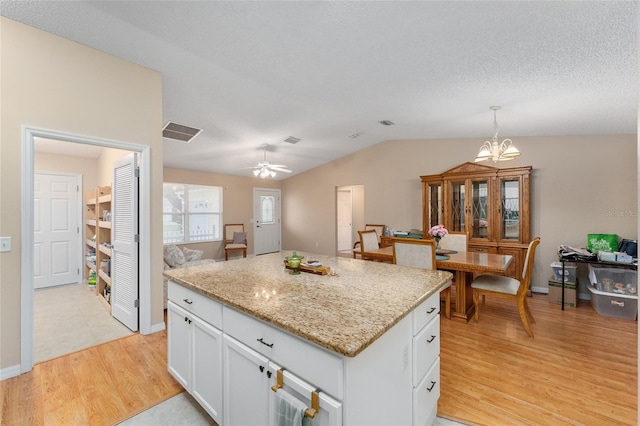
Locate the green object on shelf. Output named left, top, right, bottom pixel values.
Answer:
left=88, top=270, right=96, bottom=286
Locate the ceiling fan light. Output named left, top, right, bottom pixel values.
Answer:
left=253, top=169, right=260, bottom=176
left=270, top=170, right=276, bottom=178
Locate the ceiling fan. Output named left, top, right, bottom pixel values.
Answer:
left=248, top=145, right=292, bottom=178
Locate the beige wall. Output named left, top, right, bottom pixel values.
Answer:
left=282, top=135, right=637, bottom=293
left=163, top=168, right=281, bottom=260
left=35, top=151, right=99, bottom=193
left=0, top=17, right=164, bottom=371
left=35, top=147, right=131, bottom=195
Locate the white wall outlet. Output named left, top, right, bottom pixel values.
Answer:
left=315, top=242, right=319, bottom=247
left=0, top=237, right=11, bottom=252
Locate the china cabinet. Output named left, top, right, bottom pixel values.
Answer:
left=421, top=162, right=532, bottom=279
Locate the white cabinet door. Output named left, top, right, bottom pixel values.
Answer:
left=223, top=335, right=270, bottom=426
left=267, top=362, right=342, bottom=426
left=111, top=153, right=139, bottom=331
left=191, top=314, right=223, bottom=424
left=167, top=301, right=190, bottom=389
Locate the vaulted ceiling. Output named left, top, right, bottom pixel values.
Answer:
left=2, top=1, right=637, bottom=179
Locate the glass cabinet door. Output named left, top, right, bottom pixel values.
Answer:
left=470, top=179, right=489, bottom=239
left=500, top=178, right=520, bottom=240
left=449, top=181, right=466, bottom=232
left=426, top=182, right=442, bottom=229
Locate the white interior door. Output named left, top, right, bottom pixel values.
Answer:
left=336, top=189, right=353, bottom=252
left=253, top=188, right=281, bottom=255
left=111, top=153, right=139, bottom=331
left=33, top=172, right=81, bottom=289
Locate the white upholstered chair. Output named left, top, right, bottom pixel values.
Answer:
left=471, top=237, right=541, bottom=337
left=224, top=224, right=247, bottom=260
left=392, top=238, right=451, bottom=319
left=353, top=229, right=380, bottom=260
left=438, top=232, right=468, bottom=252
left=353, top=224, right=386, bottom=251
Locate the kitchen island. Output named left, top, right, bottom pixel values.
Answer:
left=164, top=251, right=452, bottom=426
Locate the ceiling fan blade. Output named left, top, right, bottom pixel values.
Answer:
left=270, top=166, right=292, bottom=173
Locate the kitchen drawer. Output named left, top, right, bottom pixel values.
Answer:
left=412, top=293, right=440, bottom=335
left=413, top=314, right=440, bottom=386
left=413, top=357, right=440, bottom=426
left=223, top=306, right=344, bottom=400
left=168, top=281, right=222, bottom=329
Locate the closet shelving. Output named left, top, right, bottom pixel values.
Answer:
left=85, top=185, right=112, bottom=310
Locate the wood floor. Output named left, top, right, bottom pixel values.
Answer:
left=438, top=293, right=638, bottom=425
left=1, top=294, right=636, bottom=426
left=0, top=330, right=183, bottom=426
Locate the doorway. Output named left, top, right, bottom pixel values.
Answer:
left=336, top=185, right=365, bottom=256
left=336, top=189, right=353, bottom=252
left=253, top=188, right=281, bottom=255
left=21, top=127, right=153, bottom=374
left=33, top=171, right=82, bottom=289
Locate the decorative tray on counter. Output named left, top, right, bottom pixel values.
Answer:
left=284, top=260, right=329, bottom=276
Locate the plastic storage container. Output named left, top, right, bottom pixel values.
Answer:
left=551, top=262, right=577, bottom=283
left=587, top=265, right=637, bottom=320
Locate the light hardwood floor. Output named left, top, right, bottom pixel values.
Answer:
left=1, top=293, right=636, bottom=426
left=438, top=293, right=637, bottom=425
left=0, top=330, right=183, bottom=426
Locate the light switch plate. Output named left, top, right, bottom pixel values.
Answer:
left=0, top=237, right=11, bottom=252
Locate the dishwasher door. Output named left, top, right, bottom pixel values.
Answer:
left=267, top=362, right=342, bottom=426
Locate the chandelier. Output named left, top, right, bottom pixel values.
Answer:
left=474, top=106, right=521, bottom=163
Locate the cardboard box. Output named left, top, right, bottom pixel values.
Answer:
left=550, top=262, right=577, bottom=283
left=548, top=277, right=577, bottom=308
left=587, top=234, right=618, bottom=253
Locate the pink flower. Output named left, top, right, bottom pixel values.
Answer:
left=428, top=224, right=449, bottom=239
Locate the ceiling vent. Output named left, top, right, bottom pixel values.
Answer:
left=378, top=120, right=395, bottom=126
left=162, top=122, right=202, bottom=143
left=284, top=136, right=301, bottom=144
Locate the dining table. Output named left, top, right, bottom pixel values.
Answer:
left=360, top=245, right=514, bottom=322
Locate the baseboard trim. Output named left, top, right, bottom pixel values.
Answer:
left=532, top=286, right=591, bottom=301
left=0, top=364, right=22, bottom=381
left=149, top=321, right=166, bottom=334
left=531, top=286, right=548, bottom=294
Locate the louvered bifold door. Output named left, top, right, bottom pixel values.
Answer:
left=111, top=153, right=139, bottom=331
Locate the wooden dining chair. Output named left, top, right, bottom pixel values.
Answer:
left=353, top=224, right=385, bottom=251
left=392, top=238, right=451, bottom=319
left=224, top=224, right=247, bottom=260
left=438, top=231, right=467, bottom=300
left=438, top=232, right=468, bottom=252
left=470, top=237, right=541, bottom=337
left=353, top=229, right=380, bottom=260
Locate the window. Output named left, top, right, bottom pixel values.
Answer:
left=163, top=183, right=223, bottom=243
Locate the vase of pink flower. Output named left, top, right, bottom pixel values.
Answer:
left=428, top=224, right=448, bottom=250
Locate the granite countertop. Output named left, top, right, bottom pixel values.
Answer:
left=163, top=251, right=452, bottom=357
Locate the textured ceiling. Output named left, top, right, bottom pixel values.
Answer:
left=2, top=1, right=637, bottom=179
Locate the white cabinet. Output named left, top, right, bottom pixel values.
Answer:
left=411, top=295, right=442, bottom=425
left=223, top=335, right=270, bottom=426
left=167, top=300, right=223, bottom=424
left=168, top=279, right=443, bottom=426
